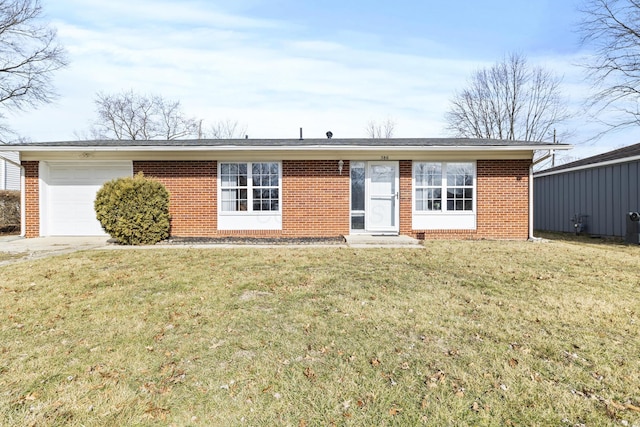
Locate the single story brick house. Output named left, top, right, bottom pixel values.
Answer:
left=0, top=138, right=570, bottom=240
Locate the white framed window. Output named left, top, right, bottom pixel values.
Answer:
left=414, top=162, right=442, bottom=211
left=220, top=163, right=248, bottom=211
left=218, top=161, right=282, bottom=230
left=413, top=161, right=476, bottom=230
left=445, top=163, right=474, bottom=211
left=414, top=162, right=474, bottom=212
left=220, top=162, right=280, bottom=213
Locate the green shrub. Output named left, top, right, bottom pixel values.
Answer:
left=0, top=190, right=20, bottom=229
left=94, top=173, right=170, bottom=245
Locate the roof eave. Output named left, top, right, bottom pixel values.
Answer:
left=2, top=144, right=573, bottom=152
left=535, top=153, right=640, bottom=177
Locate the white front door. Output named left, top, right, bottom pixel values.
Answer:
left=366, top=161, right=399, bottom=234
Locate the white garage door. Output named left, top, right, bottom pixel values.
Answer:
left=43, top=161, right=132, bottom=236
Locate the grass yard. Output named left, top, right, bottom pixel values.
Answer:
left=0, top=252, right=23, bottom=263
left=0, top=239, right=639, bottom=426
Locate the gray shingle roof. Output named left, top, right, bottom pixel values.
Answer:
left=2, top=137, right=568, bottom=148
left=538, top=142, right=640, bottom=174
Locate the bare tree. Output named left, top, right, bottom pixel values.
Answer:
left=579, top=0, right=640, bottom=132
left=157, top=98, right=200, bottom=140
left=445, top=53, right=568, bottom=141
left=365, top=117, right=396, bottom=138
left=92, top=91, right=199, bottom=140
left=0, top=0, right=67, bottom=141
left=206, top=119, right=248, bottom=139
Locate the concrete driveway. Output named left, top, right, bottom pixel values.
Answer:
left=0, top=235, right=111, bottom=266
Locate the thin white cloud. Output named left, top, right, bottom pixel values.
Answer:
left=17, top=8, right=478, bottom=139
left=8, top=0, right=637, bottom=160
left=55, top=0, right=285, bottom=30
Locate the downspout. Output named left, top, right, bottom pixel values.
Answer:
left=529, top=150, right=554, bottom=240
left=0, top=153, right=26, bottom=237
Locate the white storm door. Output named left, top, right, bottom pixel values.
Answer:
left=367, top=161, right=399, bottom=234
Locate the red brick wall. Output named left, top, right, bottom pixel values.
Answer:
left=399, top=160, right=413, bottom=236
left=134, top=160, right=350, bottom=238
left=133, top=161, right=217, bottom=237
left=23, top=159, right=529, bottom=240
left=475, top=159, right=530, bottom=239
left=23, top=161, right=39, bottom=238
left=404, top=159, right=530, bottom=240
left=281, top=160, right=350, bottom=237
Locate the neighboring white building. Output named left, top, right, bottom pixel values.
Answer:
left=0, top=151, right=20, bottom=191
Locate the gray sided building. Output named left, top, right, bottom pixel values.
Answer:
left=534, top=143, right=640, bottom=237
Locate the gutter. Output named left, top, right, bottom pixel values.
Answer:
left=0, top=153, right=25, bottom=237
left=2, top=144, right=574, bottom=153
left=528, top=150, right=555, bottom=241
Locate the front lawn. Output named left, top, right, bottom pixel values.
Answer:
left=0, top=252, right=23, bottom=263
left=0, top=240, right=638, bottom=426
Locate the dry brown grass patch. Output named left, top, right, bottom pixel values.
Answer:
left=0, top=240, right=638, bottom=426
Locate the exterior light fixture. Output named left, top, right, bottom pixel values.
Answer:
left=338, top=160, right=344, bottom=175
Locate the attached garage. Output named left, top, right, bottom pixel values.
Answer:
left=39, top=161, right=132, bottom=236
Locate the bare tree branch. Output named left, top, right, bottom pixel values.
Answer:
left=0, top=0, right=67, bottom=142
left=365, top=117, right=396, bottom=138
left=206, top=119, right=248, bottom=139
left=579, top=0, right=640, bottom=133
left=444, top=53, right=569, bottom=141
left=157, top=97, right=199, bottom=140
left=91, top=90, right=200, bottom=140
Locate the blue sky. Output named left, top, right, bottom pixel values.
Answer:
left=8, top=0, right=637, bottom=162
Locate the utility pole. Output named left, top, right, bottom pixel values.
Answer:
left=551, top=129, right=557, bottom=167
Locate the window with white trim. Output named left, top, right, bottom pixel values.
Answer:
left=446, top=163, right=474, bottom=211
left=414, top=162, right=442, bottom=211
left=414, top=162, right=474, bottom=212
left=220, top=162, right=280, bottom=212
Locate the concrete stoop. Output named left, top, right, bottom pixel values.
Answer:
left=344, top=234, right=423, bottom=248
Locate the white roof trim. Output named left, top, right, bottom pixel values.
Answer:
left=2, top=144, right=571, bottom=153
left=535, top=154, right=640, bottom=177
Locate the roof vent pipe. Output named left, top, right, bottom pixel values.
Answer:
left=299, top=127, right=303, bottom=140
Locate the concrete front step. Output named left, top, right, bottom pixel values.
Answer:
left=344, top=234, right=423, bottom=248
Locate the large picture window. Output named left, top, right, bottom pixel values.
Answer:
left=220, top=162, right=280, bottom=212
left=414, top=162, right=474, bottom=212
